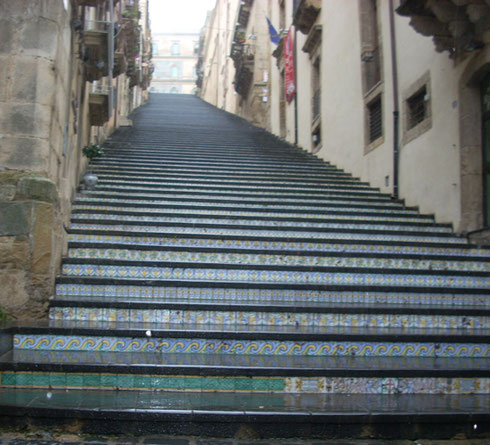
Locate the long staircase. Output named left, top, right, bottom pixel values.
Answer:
left=0, top=94, right=489, bottom=440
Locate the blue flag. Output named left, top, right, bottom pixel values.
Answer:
left=266, top=16, right=280, bottom=45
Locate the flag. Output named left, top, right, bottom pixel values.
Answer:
left=266, top=16, right=280, bottom=45
left=284, top=29, right=296, bottom=102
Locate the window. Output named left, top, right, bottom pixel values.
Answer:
left=171, top=42, right=180, bottom=55
left=171, top=65, right=179, bottom=78
left=407, top=86, right=427, bottom=129
left=402, top=71, right=432, bottom=144
left=152, top=42, right=158, bottom=56
left=368, top=95, right=382, bottom=143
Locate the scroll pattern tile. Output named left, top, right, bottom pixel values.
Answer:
left=13, top=335, right=489, bottom=357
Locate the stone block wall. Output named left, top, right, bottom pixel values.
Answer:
left=0, top=0, right=72, bottom=320
left=0, top=174, right=60, bottom=319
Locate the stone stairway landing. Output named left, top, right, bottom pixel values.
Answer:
left=0, top=93, right=488, bottom=440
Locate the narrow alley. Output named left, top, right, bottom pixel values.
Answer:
left=0, top=94, right=488, bottom=440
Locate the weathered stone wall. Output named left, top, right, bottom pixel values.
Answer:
left=0, top=0, right=72, bottom=320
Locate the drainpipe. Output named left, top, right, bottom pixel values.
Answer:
left=293, top=25, right=298, bottom=145
left=108, top=0, right=114, bottom=119
left=62, top=6, right=75, bottom=159
left=389, top=0, right=399, bottom=200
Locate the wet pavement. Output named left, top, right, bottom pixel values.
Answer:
left=0, top=432, right=488, bottom=445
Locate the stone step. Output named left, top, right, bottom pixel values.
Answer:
left=1, top=349, right=488, bottom=394
left=65, top=247, right=490, bottom=273
left=74, top=195, right=419, bottom=214
left=55, top=281, right=488, bottom=306
left=48, top=298, right=490, bottom=329
left=70, top=208, right=443, bottom=228
left=9, top=322, right=490, bottom=358
left=91, top=174, right=378, bottom=192
left=59, top=261, right=489, bottom=291
left=67, top=224, right=465, bottom=244
left=71, top=204, right=435, bottom=225
left=91, top=161, right=354, bottom=178
left=81, top=187, right=397, bottom=203
left=0, top=388, right=488, bottom=439
left=67, top=233, right=487, bottom=258
left=69, top=213, right=453, bottom=235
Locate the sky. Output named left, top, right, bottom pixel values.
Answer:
left=149, top=0, right=217, bottom=34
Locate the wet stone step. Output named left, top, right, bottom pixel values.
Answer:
left=67, top=233, right=486, bottom=258
left=70, top=213, right=445, bottom=231
left=82, top=187, right=396, bottom=202
left=65, top=248, right=490, bottom=272
left=10, top=329, right=490, bottom=358
left=55, top=282, right=488, bottom=306
left=74, top=196, right=417, bottom=214
left=60, top=263, right=489, bottom=290
left=70, top=206, right=436, bottom=225
left=48, top=300, right=490, bottom=329
left=68, top=223, right=463, bottom=244
left=1, top=369, right=488, bottom=394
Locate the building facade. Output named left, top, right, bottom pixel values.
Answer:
left=151, top=32, right=200, bottom=94
left=198, top=0, right=490, bottom=237
left=0, top=0, right=151, bottom=319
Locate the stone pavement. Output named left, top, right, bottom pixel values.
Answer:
left=0, top=432, right=488, bottom=445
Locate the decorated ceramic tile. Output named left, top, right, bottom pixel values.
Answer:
left=66, top=248, right=490, bottom=273
left=55, top=283, right=488, bottom=306
left=72, top=206, right=434, bottom=225
left=71, top=213, right=451, bottom=234
left=48, top=306, right=489, bottom=329
left=13, top=334, right=489, bottom=357
left=61, top=263, right=489, bottom=289
left=68, top=224, right=464, bottom=244
left=66, top=233, right=490, bottom=258
left=1, top=371, right=489, bottom=394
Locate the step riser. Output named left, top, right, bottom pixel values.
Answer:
left=67, top=234, right=488, bottom=257
left=73, top=200, right=417, bottom=215
left=13, top=335, right=489, bottom=358
left=56, top=284, right=488, bottom=306
left=61, top=264, right=488, bottom=289
left=1, top=372, right=488, bottom=394
left=69, top=224, right=462, bottom=243
left=66, top=248, right=489, bottom=272
left=48, top=307, right=490, bottom=329
left=72, top=205, right=429, bottom=221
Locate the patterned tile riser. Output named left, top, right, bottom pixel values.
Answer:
left=13, top=335, right=489, bottom=357
left=68, top=224, right=465, bottom=243
left=71, top=214, right=452, bottom=233
left=77, top=194, right=403, bottom=208
left=67, top=248, right=490, bottom=273
left=55, top=284, right=488, bottom=306
left=72, top=206, right=431, bottom=225
left=62, top=264, right=489, bottom=289
left=91, top=177, right=375, bottom=190
left=67, top=234, right=490, bottom=258
left=48, top=307, right=489, bottom=329
left=74, top=199, right=419, bottom=215
left=1, top=372, right=489, bottom=394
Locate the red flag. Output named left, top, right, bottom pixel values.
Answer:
left=284, top=29, right=296, bottom=103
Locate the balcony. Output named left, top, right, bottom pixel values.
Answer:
left=88, top=85, right=110, bottom=126
left=293, top=0, right=321, bottom=35
left=83, top=21, right=109, bottom=82
left=231, top=44, right=255, bottom=96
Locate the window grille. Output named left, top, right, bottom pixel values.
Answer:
left=368, top=96, right=382, bottom=143
left=312, top=89, right=321, bottom=122
left=408, top=87, right=427, bottom=129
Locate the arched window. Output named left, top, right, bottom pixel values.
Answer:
left=170, top=87, right=179, bottom=94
